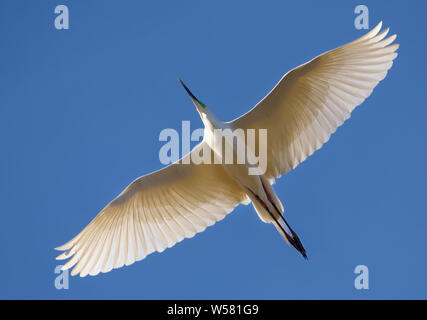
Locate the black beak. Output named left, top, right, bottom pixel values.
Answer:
left=179, top=78, right=201, bottom=104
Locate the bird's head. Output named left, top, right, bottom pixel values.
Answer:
left=179, top=78, right=211, bottom=123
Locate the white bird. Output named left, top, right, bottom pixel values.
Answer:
left=56, top=22, right=398, bottom=277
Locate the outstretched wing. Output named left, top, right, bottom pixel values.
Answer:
left=56, top=142, right=247, bottom=277
left=231, top=22, right=398, bottom=182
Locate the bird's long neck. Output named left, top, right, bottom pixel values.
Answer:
left=201, top=107, right=222, bottom=131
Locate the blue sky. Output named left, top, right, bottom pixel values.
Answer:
left=0, top=0, right=426, bottom=299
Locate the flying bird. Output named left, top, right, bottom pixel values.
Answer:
left=56, top=22, right=398, bottom=276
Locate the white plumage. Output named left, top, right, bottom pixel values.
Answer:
left=56, top=22, right=398, bottom=277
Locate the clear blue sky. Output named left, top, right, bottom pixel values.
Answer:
left=1, top=0, right=426, bottom=299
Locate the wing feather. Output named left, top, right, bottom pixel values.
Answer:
left=231, top=22, right=398, bottom=182
left=56, top=142, right=246, bottom=276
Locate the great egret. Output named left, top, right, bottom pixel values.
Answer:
left=56, top=22, right=398, bottom=277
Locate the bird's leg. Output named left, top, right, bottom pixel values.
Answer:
left=260, top=179, right=307, bottom=258
left=271, top=206, right=307, bottom=259
left=246, top=178, right=307, bottom=259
